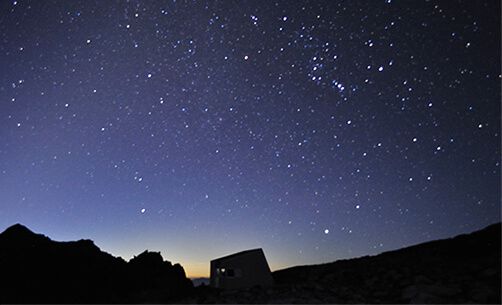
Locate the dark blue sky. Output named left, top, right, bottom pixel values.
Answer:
left=0, top=0, right=500, bottom=277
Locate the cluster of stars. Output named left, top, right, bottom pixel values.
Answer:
left=0, top=0, right=499, bottom=276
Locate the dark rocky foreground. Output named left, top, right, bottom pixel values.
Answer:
left=0, top=224, right=193, bottom=303
left=183, top=223, right=501, bottom=304
left=0, top=222, right=500, bottom=303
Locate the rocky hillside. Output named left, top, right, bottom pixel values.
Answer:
left=0, top=224, right=193, bottom=303
left=1, top=222, right=499, bottom=303
left=189, top=223, right=501, bottom=303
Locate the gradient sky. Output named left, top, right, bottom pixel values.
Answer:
left=0, top=0, right=500, bottom=278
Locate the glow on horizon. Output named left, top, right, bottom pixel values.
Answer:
left=0, top=220, right=498, bottom=278
left=97, top=240, right=299, bottom=278
left=0, top=221, right=297, bottom=278
left=0, top=0, right=499, bottom=281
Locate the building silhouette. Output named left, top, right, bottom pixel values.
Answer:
left=210, top=248, right=274, bottom=289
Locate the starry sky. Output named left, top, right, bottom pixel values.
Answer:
left=0, top=0, right=500, bottom=278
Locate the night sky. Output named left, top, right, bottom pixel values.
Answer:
left=0, top=0, right=500, bottom=278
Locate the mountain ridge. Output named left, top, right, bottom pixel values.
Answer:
left=189, top=222, right=501, bottom=303
left=0, top=222, right=500, bottom=303
left=274, top=222, right=501, bottom=275
left=0, top=223, right=193, bottom=303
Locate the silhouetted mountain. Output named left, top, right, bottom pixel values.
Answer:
left=0, top=223, right=51, bottom=246
left=128, top=250, right=193, bottom=298
left=2, top=223, right=499, bottom=303
left=192, top=277, right=210, bottom=287
left=0, top=224, right=193, bottom=303
left=188, top=223, right=501, bottom=303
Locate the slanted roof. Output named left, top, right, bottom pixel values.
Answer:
left=211, top=248, right=264, bottom=263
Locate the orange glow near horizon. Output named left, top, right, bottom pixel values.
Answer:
left=183, top=260, right=289, bottom=279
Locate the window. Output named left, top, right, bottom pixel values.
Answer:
left=216, top=267, right=236, bottom=277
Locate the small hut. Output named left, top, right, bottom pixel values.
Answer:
left=210, top=248, right=274, bottom=289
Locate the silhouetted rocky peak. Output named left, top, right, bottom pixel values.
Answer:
left=130, top=250, right=171, bottom=268
left=68, top=238, right=101, bottom=252
left=1, top=223, right=36, bottom=237
left=127, top=250, right=192, bottom=294
left=3, top=223, right=32, bottom=233
left=0, top=224, right=193, bottom=303
left=0, top=223, right=50, bottom=247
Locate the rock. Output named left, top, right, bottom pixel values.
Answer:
left=0, top=224, right=193, bottom=303
left=402, top=283, right=462, bottom=303
left=482, top=268, right=498, bottom=277
left=402, top=285, right=420, bottom=300
left=372, top=290, right=389, bottom=298
left=413, top=275, right=433, bottom=284
left=409, top=292, right=444, bottom=304
left=470, top=286, right=497, bottom=303
left=314, top=283, right=325, bottom=291
left=434, top=284, right=461, bottom=297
